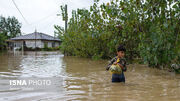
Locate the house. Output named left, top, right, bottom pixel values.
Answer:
left=7, top=31, right=61, bottom=50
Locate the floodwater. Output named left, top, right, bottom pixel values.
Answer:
left=0, top=51, right=179, bottom=101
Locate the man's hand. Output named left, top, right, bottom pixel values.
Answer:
left=117, top=63, right=124, bottom=69
left=113, top=62, right=124, bottom=69
left=113, top=62, right=118, bottom=65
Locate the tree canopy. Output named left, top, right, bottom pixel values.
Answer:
left=55, top=0, right=180, bottom=68
left=0, top=16, right=22, bottom=50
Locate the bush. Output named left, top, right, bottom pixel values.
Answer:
left=56, top=0, right=180, bottom=68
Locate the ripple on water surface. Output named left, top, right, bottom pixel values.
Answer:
left=0, top=51, right=180, bottom=101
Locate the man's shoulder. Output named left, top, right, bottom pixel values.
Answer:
left=109, top=56, right=117, bottom=62
left=120, top=58, right=127, bottom=64
left=112, top=56, right=118, bottom=61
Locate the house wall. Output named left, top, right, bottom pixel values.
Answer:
left=42, top=41, right=60, bottom=48
left=25, top=40, right=43, bottom=48
left=55, top=42, right=60, bottom=47
left=8, top=41, right=23, bottom=50
left=48, top=41, right=52, bottom=47
left=14, top=42, right=22, bottom=48
left=13, top=40, right=61, bottom=49
left=42, top=41, right=52, bottom=48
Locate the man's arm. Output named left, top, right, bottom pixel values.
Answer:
left=118, top=59, right=127, bottom=72
left=117, top=63, right=127, bottom=71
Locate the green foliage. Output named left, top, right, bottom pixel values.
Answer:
left=0, top=16, right=22, bottom=39
left=54, top=25, right=65, bottom=40
left=55, top=0, right=180, bottom=68
left=0, top=32, right=7, bottom=50
left=44, top=42, right=48, bottom=49
left=60, top=5, right=68, bottom=21
left=22, top=46, right=60, bottom=51
left=138, top=0, right=180, bottom=68
left=0, top=16, right=21, bottom=50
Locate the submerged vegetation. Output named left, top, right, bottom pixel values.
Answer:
left=55, top=0, right=180, bottom=69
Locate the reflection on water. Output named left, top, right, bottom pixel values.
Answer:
left=0, top=51, right=65, bottom=78
left=0, top=51, right=179, bottom=101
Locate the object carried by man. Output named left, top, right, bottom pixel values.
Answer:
left=109, top=64, right=122, bottom=74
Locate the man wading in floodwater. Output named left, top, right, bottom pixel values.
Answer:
left=106, top=45, right=127, bottom=83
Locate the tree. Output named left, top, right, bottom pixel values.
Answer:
left=54, top=25, right=65, bottom=40
left=0, top=32, right=7, bottom=50
left=0, top=16, right=22, bottom=39
left=0, top=16, right=22, bottom=50
left=55, top=0, right=180, bottom=68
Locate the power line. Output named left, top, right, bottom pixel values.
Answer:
left=12, top=0, right=29, bottom=24
left=23, top=11, right=58, bottom=28
left=38, top=16, right=59, bottom=30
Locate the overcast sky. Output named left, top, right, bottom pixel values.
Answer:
left=0, top=0, right=109, bottom=36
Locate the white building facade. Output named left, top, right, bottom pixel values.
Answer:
left=8, top=31, right=61, bottom=50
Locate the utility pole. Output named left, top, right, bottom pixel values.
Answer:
left=57, top=4, right=68, bottom=34
left=35, top=29, right=37, bottom=49
left=65, top=4, right=68, bottom=34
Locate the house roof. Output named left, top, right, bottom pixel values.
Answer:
left=10, top=32, right=61, bottom=41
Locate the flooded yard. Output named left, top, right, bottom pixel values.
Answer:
left=0, top=51, right=179, bottom=101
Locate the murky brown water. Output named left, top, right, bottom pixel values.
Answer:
left=0, top=51, right=179, bottom=101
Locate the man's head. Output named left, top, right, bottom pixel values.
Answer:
left=117, top=45, right=126, bottom=58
